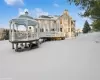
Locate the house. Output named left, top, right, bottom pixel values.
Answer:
left=60, top=9, right=76, bottom=38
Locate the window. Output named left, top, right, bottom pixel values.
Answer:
left=51, top=29, right=55, bottom=31
left=60, top=28, right=62, bottom=32
left=40, top=28, right=44, bottom=32
left=18, top=25, right=26, bottom=31
left=29, top=27, right=31, bottom=29
left=71, top=28, right=74, bottom=32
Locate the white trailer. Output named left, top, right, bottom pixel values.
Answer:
left=35, top=16, right=65, bottom=41
left=9, top=11, right=40, bottom=51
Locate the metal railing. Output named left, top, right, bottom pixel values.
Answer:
left=40, top=32, right=65, bottom=37
left=10, top=31, right=38, bottom=41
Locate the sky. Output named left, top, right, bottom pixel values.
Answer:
left=0, top=0, right=92, bottom=29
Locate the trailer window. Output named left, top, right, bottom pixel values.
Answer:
left=51, top=29, right=55, bottom=31
left=18, top=25, right=26, bottom=31
left=40, top=28, right=44, bottom=32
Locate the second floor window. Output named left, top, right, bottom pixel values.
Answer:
left=40, top=28, right=44, bottom=32
left=60, top=28, right=62, bottom=32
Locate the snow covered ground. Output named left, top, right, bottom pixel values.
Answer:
left=0, top=32, right=100, bottom=80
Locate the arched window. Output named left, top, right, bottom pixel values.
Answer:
left=18, top=25, right=26, bottom=31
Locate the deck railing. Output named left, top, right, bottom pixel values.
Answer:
left=40, top=32, right=65, bottom=37
left=9, top=31, right=38, bottom=42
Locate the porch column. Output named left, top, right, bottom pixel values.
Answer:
left=51, top=21, right=54, bottom=31
left=44, top=21, right=46, bottom=32
left=16, top=24, right=18, bottom=32
left=37, top=23, right=40, bottom=38
left=42, top=21, right=45, bottom=32
left=12, top=22, right=15, bottom=49
left=12, top=22, right=15, bottom=41
left=50, top=21, right=51, bottom=32
left=70, top=19, right=72, bottom=37
left=26, top=20, right=28, bottom=40
left=9, top=22, right=12, bottom=41
left=58, top=21, right=60, bottom=32
left=49, top=21, right=51, bottom=32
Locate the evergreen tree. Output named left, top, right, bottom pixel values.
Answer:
left=83, top=21, right=91, bottom=33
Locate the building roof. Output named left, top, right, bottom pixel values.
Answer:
left=10, top=13, right=38, bottom=26
left=39, top=15, right=52, bottom=18
left=18, top=15, right=34, bottom=19
left=36, top=15, right=60, bottom=21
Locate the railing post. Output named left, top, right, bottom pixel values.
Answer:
left=9, top=22, right=11, bottom=41
left=12, top=22, right=15, bottom=41
left=12, top=43, right=14, bottom=49
left=25, top=20, right=28, bottom=40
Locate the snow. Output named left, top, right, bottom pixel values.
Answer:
left=0, top=32, right=100, bottom=80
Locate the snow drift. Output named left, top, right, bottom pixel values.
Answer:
left=0, top=32, right=100, bottom=80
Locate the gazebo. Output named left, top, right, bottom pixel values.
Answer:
left=9, top=11, right=40, bottom=51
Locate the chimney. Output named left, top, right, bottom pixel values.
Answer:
left=63, top=9, right=68, bottom=15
